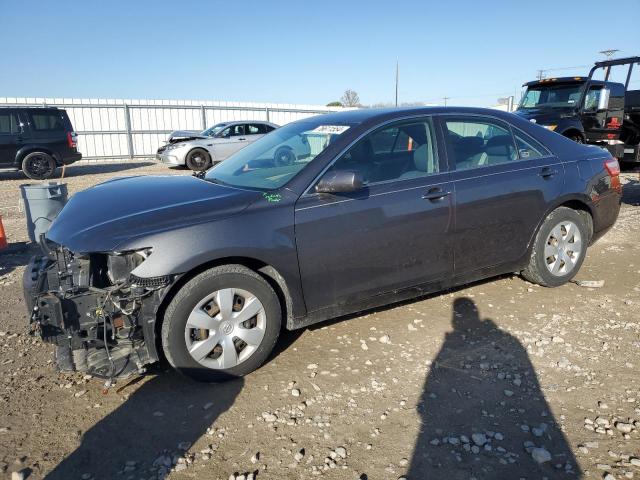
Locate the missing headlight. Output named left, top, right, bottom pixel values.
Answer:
left=106, top=249, right=151, bottom=284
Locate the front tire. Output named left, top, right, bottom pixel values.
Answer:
left=161, top=265, right=281, bottom=382
left=521, top=207, right=589, bottom=287
left=185, top=148, right=212, bottom=171
left=22, top=152, right=56, bottom=180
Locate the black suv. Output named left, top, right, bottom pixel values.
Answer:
left=0, top=107, right=81, bottom=179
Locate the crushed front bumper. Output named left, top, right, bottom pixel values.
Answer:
left=23, top=245, right=170, bottom=379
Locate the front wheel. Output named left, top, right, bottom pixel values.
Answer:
left=521, top=207, right=589, bottom=287
left=161, top=265, right=281, bottom=382
left=22, top=152, right=57, bottom=180
left=185, top=148, right=212, bottom=171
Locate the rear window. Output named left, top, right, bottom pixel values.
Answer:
left=0, top=112, right=16, bottom=134
left=30, top=111, right=66, bottom=131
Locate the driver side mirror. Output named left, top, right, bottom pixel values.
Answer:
left=315, top=170, right=364, bottom=194
left=597, top=88, right=610, bottom=111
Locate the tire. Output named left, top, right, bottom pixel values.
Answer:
left=273, top=146, right=296, bottom=166
left=185, top=148, right=212, bottom=171
left=521, top=207, right=589, bottom=287
left=22, top=152, right=56, bottom=180
left=566, top=133, right=584, bottom=144
left=161, top=264, right=281, bottom=382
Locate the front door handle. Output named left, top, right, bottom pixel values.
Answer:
left=422, top=188, right=451, bottom=201
left=538, top=167, right=559, bottom=178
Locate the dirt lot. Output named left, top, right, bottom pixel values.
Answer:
left=0, top=162, right=639, bottom=480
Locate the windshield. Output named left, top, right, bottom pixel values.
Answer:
left=519, top=83, right=585, bottom=109
left=205, top=120, right=352, bottom=190
left=201, top=123, right=227, bottom=137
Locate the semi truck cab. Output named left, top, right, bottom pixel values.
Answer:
left=516, top=56, right=640, bottom=163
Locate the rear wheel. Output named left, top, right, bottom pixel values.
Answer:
left=521, top=207, right=589, bottom=287
left=22, top=152, right=56, bottom=180
left=274, top=146, right=296, bottom=166
left=185, top=148, right=212, bottom=171
left=566, top=132, right=584, bottom=144
left=161, top=265, right=281, bottom=382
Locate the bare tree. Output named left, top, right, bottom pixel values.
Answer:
left=340, top=89, right=360, bottom=107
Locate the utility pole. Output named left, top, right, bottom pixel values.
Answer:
left=536, top=69, right=545, bottom=80
left=443, top=96, right=450, bottom=106
left=599, top=49, right=619, bottom=59
left=395, top=61, right=399, bottom=107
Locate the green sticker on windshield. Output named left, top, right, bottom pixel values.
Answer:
left=263, top=192, right=282, bottom=203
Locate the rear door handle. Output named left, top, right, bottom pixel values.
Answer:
left=422, top=188, right=451, bottom=201
left=237, top=137, right=246, bottom=141
left=538, top=167, right=559, bottom=178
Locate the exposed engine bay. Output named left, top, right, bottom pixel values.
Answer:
left=23, top=241, right=172, bottom=380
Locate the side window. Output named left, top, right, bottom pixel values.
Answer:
left=0, top=113, right=11, bottom=134
left=264, top=125, right=276, bottom=133
left=30, top=112, right=65, bottom=131
left=583, top=87, right=601, bottom=111
left=246, top=124, right=263, bottom=134
left=514, top=131, right=548, bottom=160
left=325, top=118, right=438, bottom=185
left=444, top=118, right=517, bottom=170
left=230, top=125, right=245, bottom=136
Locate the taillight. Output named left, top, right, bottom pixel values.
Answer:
left=604, top=158, right=621, bottom=193
left=67, top=132, right=77, bottom=148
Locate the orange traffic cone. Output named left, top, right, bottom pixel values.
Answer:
left=0, top=216, right=7, bottom=251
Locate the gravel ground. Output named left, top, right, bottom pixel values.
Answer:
left=0, top=162, right=639, bottom=480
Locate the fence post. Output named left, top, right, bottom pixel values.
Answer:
left=123, top=104, right=134, bottom=160
left=200, top=105, right=207, bottom=130
left=265, top=107, right=270, bottom=122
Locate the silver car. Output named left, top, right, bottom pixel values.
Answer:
left=156, top=121, right=279, bottom=171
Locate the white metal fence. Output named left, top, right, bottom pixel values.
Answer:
left=0, top=97, right=344, bottom=161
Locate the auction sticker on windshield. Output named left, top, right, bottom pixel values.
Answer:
left=309, top=125, right=350, bottom=134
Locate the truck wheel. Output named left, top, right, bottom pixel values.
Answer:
left=521, top=207, right=589, bottom=287
left=161, top=265, right=281, bottom=382
left=22, top=152, right=57, bottom=180
left=185, top=148, right=212, bottom=171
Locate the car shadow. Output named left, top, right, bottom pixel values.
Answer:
left=0, top=242, right=36, bottom=277
left=44, top=369, right=244, bottom=480
left=407, top=297, right=582, bottom=478
left=0, top=161, right=160, bottom=181
left=622, top=177, right=640, bottom=206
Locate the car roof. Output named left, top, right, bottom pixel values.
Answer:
left=216, top=120, right=278, bottom=127
left=303, top=106, right=521, bottom=126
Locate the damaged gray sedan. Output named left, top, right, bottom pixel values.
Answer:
left=23, top=107, right=621, bottom=383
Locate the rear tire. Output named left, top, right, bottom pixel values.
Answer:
left=185, top=148, right=212, bottom=171
left=161, top=265, right=281, bottom=382
left=521, top=207, right=589, bottom=287
left=22, top=152, right=56, bottom=180
left=566, top=133, right=584, bottom=144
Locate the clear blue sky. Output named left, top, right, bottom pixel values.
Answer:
left=1, top=0, right=638, bottom=107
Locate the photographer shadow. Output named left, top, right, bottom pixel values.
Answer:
left=407, top=297, right=581, bottom=479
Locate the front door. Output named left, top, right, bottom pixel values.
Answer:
left=295, top=117, right=454, bottom=312
left=214, top=124, right=248, bottom=160
left=440, top=115, right=565, bottom=276
left=0, top=110, right=21, bottom=167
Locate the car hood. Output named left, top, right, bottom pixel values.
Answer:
left=514, top=107, right=577, bottom=124
left=169, top=130, right=205, bottom=140
left=47, top=175, right=261, bottom=252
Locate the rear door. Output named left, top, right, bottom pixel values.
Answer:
left=0, top=110, right=21, bottom=167
left=295, top=116, right=454, bottom=312
left=245, top=123, right=267, bottom=144
left=440, top=115, right=565, bottom=276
